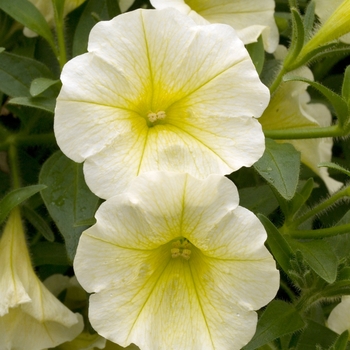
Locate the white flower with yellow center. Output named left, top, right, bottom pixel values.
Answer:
left=54, top=8, right=269, bottom=199
left=328, top=296, right=350, bottom=337
left=24, top=0, right=86, bottom=37
left=259, top=47, right=342, bottom=193
left=0, top=208, right=84, bottom=350
left=149, top=0, right=279, bottom=52
left=74, top=172, right=280, bottom=350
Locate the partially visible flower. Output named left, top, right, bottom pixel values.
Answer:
left=314, top=0, right=350, bottom=44
left=299, top=0, right=350, bottom=59
left=44, top=274, right=107, bottom=350
left=119, top=0, right=135, bottom=12
left=24, top=0, right=86, bottom=37
left=328, top=296, right=350, bottom=336
left=150, top=0, right=279, bottom=52
left=55, top=8, right=269, bottom=199
left=259, top=47, right=342, bottom=193
left=74, top=172, right=280, bottom=350
left=0, top=208, right=84, bottom=350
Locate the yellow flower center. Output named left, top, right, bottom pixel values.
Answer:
left=171, top=239, right=192, bottom=260
left=147, top=110, right=166, bottom=123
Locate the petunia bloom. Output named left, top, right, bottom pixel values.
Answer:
left=74, top=172, right=280, bottom=350
left=24, top=0, right=86, bottom=37
left=328, top=296, right=350, bottom=337
left=314, top=0, right=350, bottom=44
left=259, top=47, right=342, bottom=193
left=149, top=0, right=279, bottom=52
left=0, top=208, right=84, bottom=350
left=54, top=8, right=269, bottom=199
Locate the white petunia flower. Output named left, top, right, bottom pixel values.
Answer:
left=0, top=208, right=84, bottom=350
left=74, top=172, right=280, bottom=350
left=24, top=0, right=86, bottom=37
left=259, top=47, right=342, bottom=193
left=328, top=296, right=350, bottom=337
left=54, top=8, right=269, bottom=199
left=314, top=0, right=350, bottom=44
left=150, top=0, right=279, bottom=52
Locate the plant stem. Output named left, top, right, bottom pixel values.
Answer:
left=52, top=0, right=67, bottom=70
left=8, top=144, right=21, bottom=190
left=264, top=124, right=346, bottom=140
left=288, top=223, right=350, bottom=239
left=0, top=133, right=56, bottom=151
left=292, top=186, right=350, bottom=228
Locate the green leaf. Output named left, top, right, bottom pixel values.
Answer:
left=323, top=280, right=350, bottom=298
left=0, top=0, right=56, bottom=50
left=291, top=240, right=338, bottom=283
left=254, top=139, right=301, bottom=200
left=303, top=0, right=315, bottom=39
left=9, top=96, right=56, bottom=113
left=22, top=205, right=55, bottom=242
left=286, top=178, right=315, bottom=219
left=284, top=8, right=305, bottom=67
left=242, top=300, right=305, bottom=350
left=258, top=214, right=295, bottom=275
left=39, top=151, right=100, bottom=261
left=318, top=162, right=350, bottom=177
left=341, top=65, right=350, bottom=105
left=0, top=51, right=53, bottom=97
left=72, top=0, right=108, bottom=56
left=239, top=185, right=279, bottom=216
left=74, top=217, right=96, bottom=227
left=0, top=184, right=46, bottom=225
left=283, top=75, right=349, bottom=127
left=246, top=36, right=265, bottom=76
left=295, top=320, right=339, bottom=350
left=328, top=331, right=349, bottom=350
left=31, top=242, right=69, bottom=266
left=30, top=77, right=60, bottom=97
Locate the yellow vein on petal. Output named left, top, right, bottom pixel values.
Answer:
left=141, top=11, right=154, bottom=110
left=188, top=260, right=216, bottom=349
left=165, top=56, right=247, bottom=112
left=85, top=233, right=161, bottom=252
left=166, top=125, right=233, bottom=168
left=136, top=127, right=149, bottom=177
left=126, top=253, right=173, bottom=340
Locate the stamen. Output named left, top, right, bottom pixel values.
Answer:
left=147, top=110, right=166, bottom=123
left=171, top=239, right=192, bottom=260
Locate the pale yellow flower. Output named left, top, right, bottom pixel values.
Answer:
left=24, top=0, right=86, bottom=37
left=54, top=8, right=269, bottom=199
left=44, top=274, right=107, bottom=350
left=328, top=296, right=350, bottom=337
left=74, top=172, right=280, bottom=350
left=314, top=0, right=350, bottom=44
left=150, top=0, right=279, bottom=52
left=0, top=208, right=84, bottom=350
left=259, top=47, right=342, bottom=193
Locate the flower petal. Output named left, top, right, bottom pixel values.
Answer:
left=55, top=8, right=269, bottom=198
left=74, top=172, right=279, bottom=350
left=150, top=0, right=279, bottom=52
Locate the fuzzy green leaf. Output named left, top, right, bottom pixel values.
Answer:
left=0, top=185, right=46, bottom=225
left=291, top=240, right=338, bottom=283
left=258, top=214, right=295, bottom=275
